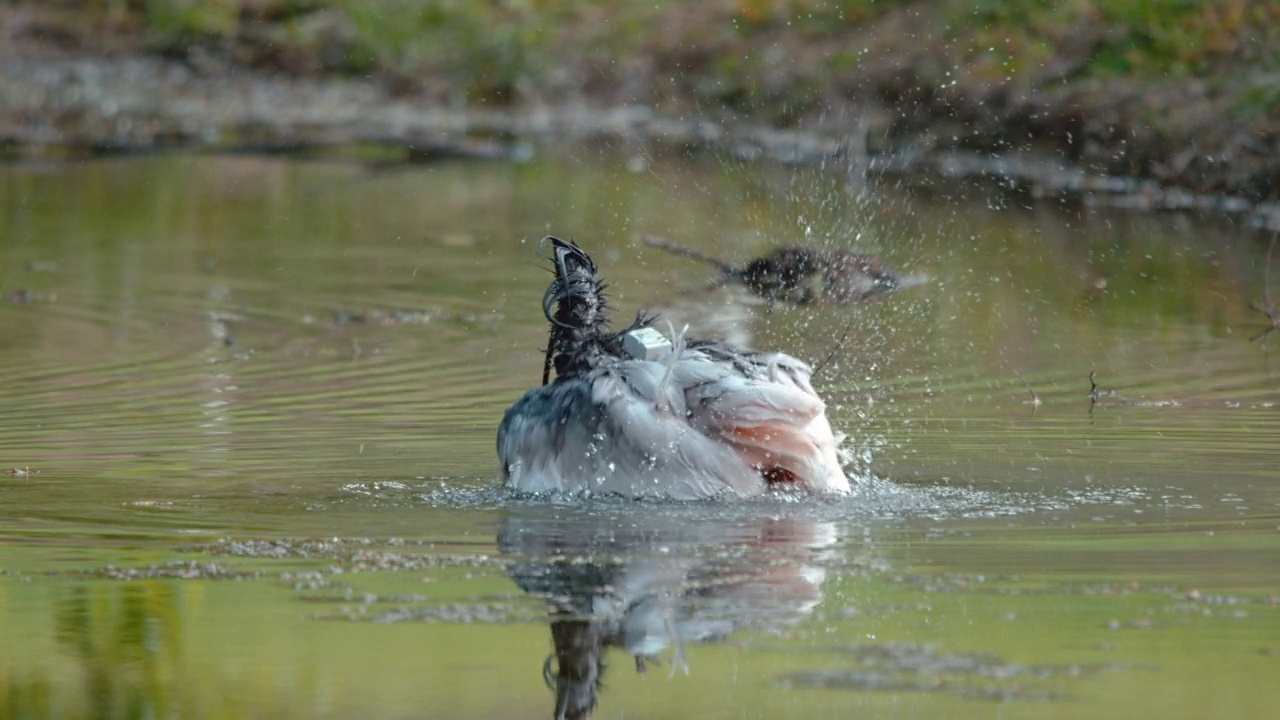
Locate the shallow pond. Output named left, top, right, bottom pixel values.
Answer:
left=1, top=151, right=1277, bottom=719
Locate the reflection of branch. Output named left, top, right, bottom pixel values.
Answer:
left=1088, top=370, right=1120, bottom=417
left=1250, top=232, right=1280, bottom=342
left=1087, top=370, right=1117, bottom=400
left=1088, top=370, right=1098, bottom=418
left=664, top=613, right=689, bottom=679
left=1013, top=371, right=1041, bottom=408
left=1263, top=232, right=1276, bottom=310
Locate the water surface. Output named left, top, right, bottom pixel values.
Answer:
left=1, top=152, right=1277, bottom=719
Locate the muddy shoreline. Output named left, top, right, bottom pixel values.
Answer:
left=3, top=28, right=1278, bottom=233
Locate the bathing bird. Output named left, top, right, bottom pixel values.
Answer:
left=497, top=237, right=851, bottom=499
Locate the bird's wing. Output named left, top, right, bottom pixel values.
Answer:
left=679, top=350, right=850, bottom=493
left=499, top=368, right=762, bottom=499
left=498, top=379, right=600, bottom=494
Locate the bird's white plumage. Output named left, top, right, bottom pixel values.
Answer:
left=499, top=340, right=851, bottom=499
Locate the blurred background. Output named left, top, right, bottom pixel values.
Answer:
left=2, top=0, right=1278, bottom=208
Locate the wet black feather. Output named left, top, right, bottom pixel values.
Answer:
left=539, top=237, right=652, bottom=384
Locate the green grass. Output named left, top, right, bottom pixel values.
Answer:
left=938, top=0, right=1280, bottom=80
left=31, top=0, right=1280, bottom=117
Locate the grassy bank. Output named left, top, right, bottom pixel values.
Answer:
left=7, top=0, right=1280, bottom=199
left=48, top=1, right=1279, bottom=99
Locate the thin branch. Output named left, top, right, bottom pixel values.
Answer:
left=640, top=235, right=735, bottom=274
left=812, top=318, right=856, bottom=377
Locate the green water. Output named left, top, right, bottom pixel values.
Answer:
left=1, top=152, right=1277, bottom=719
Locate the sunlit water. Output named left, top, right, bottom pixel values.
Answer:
left=1, top=152, right=1277, bottom=719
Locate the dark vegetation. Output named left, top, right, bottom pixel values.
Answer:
left=3, top=0, right=1279, bottom=200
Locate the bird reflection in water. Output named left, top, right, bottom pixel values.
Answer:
left=498, top=508, right=837, bottom=720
